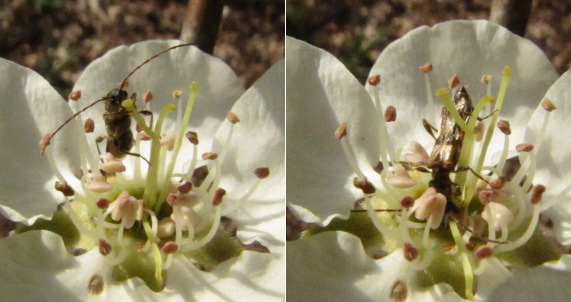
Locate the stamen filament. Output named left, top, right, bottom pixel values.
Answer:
left=184, top=205, right=221, bottom=250
left=496, top=204, right=540, bottom=252
left=159, top=83, right=199, bottom=204
left=340, top=137, right=366, bottom=180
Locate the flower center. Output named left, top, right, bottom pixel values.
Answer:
left=40, top=82, right=269, bottom=292
left=337, top=66, right=563, bottom=299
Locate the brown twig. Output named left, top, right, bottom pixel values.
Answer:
left=490, top=0, right=533, bottom=36
left=180, top=0, right=225, bottom=54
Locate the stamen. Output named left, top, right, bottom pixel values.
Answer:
left=482, top=202, right=514, bottom=232
left=353, top=177, right=376, bottom=194
left=449, top=220, right=474, bottom=300
left=386, top=165, right=417, bottom=188
left=403, top=242, right=419, bottom=261
left=227, top=111, right=240, bottom=124
left=336, top=123, right=366, bottom=180
left=143, top=90, right=153, bottom=104
left=475, top=245, right=494, bottom=259
left=367, top=83, right=397, bottom=163
left=448, top=74, right=460, bottom=89
left=541, top=97, right=557, bottom=112
left=419, top=63, right=436, bottom=118
left=99, top=239, right=112, bottom=256
left=496, top=204, right=540, bottom=252
left=363, top=195, right=399, bottom=239
left=54, top=181, right=75, bottom=197
left=384, top=106, right=397, bottom=122
left=367, top=74, right=381, bottom=86
left=84, top=118, right=95, bottom=133
left=212, top=188, right=226, bottom=206
left=87, top=173, right=113, bottom=193
left=414, top=188, right=446, bottom=229
left=69, top=90, right=81, bottom=101
left=515, top=144, right=534, bottom=152
left=529, top=184, right=546, bottom=205
left=404, top=141, right=429, bottom=167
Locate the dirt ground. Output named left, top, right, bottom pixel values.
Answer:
left=287, top=0, right=571, bottom=84
left=0, top=0, right=284, bottom=95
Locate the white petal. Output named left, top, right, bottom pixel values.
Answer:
left=474, top=257, right=513, bottom=298
left=0, top=231, right=79, bottom=301
left=71, top=40, right=245, bottom=156
left=369, top=20, right=557, bottom=161
left=187, top=250, right=285, bottom=301
left=286, top=37, right=381, bottom=224
left=214, top=61, right=285, bottom=248
left=525, top=70, right=571, bottom=242
left=486, top=255, right=571, bottom=302
left=0, top=59, right=82, bottom=223
left=287, top=232, right=460, bottom=301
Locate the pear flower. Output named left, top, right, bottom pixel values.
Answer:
left=0, top=40, right=284, bottom=301
left=287, top=20, right=571, bottom=301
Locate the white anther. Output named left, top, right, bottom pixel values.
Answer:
left=109, top=191, right=143, bottom=229
left=87, top=173, right=113, bottom=192
left=404, top=141, right=429, bottom=166
left=161, top=134, right=176, bottom=151
left=100, top=153, right=126, bottom=174
left=482, top=202, right=514, bottom=232
left=414, top=187, right=446, bottom=229
left=157, top=217, right=176, bottom=238
left=387, top=165, right=417, bottom=188
left=171, top=206, right=201, bottom=232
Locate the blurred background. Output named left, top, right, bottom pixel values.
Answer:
left=0, top=0, right=284, bottom=96
left=287, top=0, right=571, bottom=84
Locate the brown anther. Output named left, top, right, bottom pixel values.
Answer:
left=497, top=120, right=511, bottom=135
left=138, top=132, right=151, bottom=141
left=68, top=90, right=81, bottom=101
left=419, top=63, right=433, bottom=73
left=367, top=74, right=381, bottom=86
left=335, top=122, right=348, bottom=139
left=202, top=152, right=218, bottom=160
left=400, top=195, right=415, bottom=208
left=516, top=143, right=534, bottom=152
left=185, top=131, right=199, bottom=145
left=530, top=184, right=546, bottom=205
left=373, top=161, right=384, bottom=174
left=143, top=90, right=153, bottom=103
left=136, top=123, right=142, bottom=133
left=384, top=105, right=397, bottom=122
left=353, top=177, right=376, bottom=194
left=84, top=118, right=95, bottom=133
left=54, top=181, right=75, bottom=197
left=403, top=242, right=419, bottom=261
left=227, top=111, right=240, bottom=124
left=166, top=193, right=178, bottom=206
left=475, top=245, right=494, bottom=259
left=489, top=176, right=505, bottom=190
left=541, top=97, right=556, bottom=112
left=178, top=182, right=193, bottom=194
left=254, top=167, right=270, bottom=179
left=161, top=241, right=179, bottom=254
left=96, top=198, right=110, bottom=209
left=481, top=74, right=492, bottom=84
left=39, top=133, right=52, bottom=152
left=212, top=188, right=227, bottom=206
left=98, top=239, right=112, bottom=256
left=448, top=74, right=460, bottom=89
left=172, top=90, right=183, bottom=98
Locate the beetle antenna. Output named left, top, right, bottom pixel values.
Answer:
left=119, top=43, right=194, bottom=90
left=40, top=97, right=108, bottom=155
